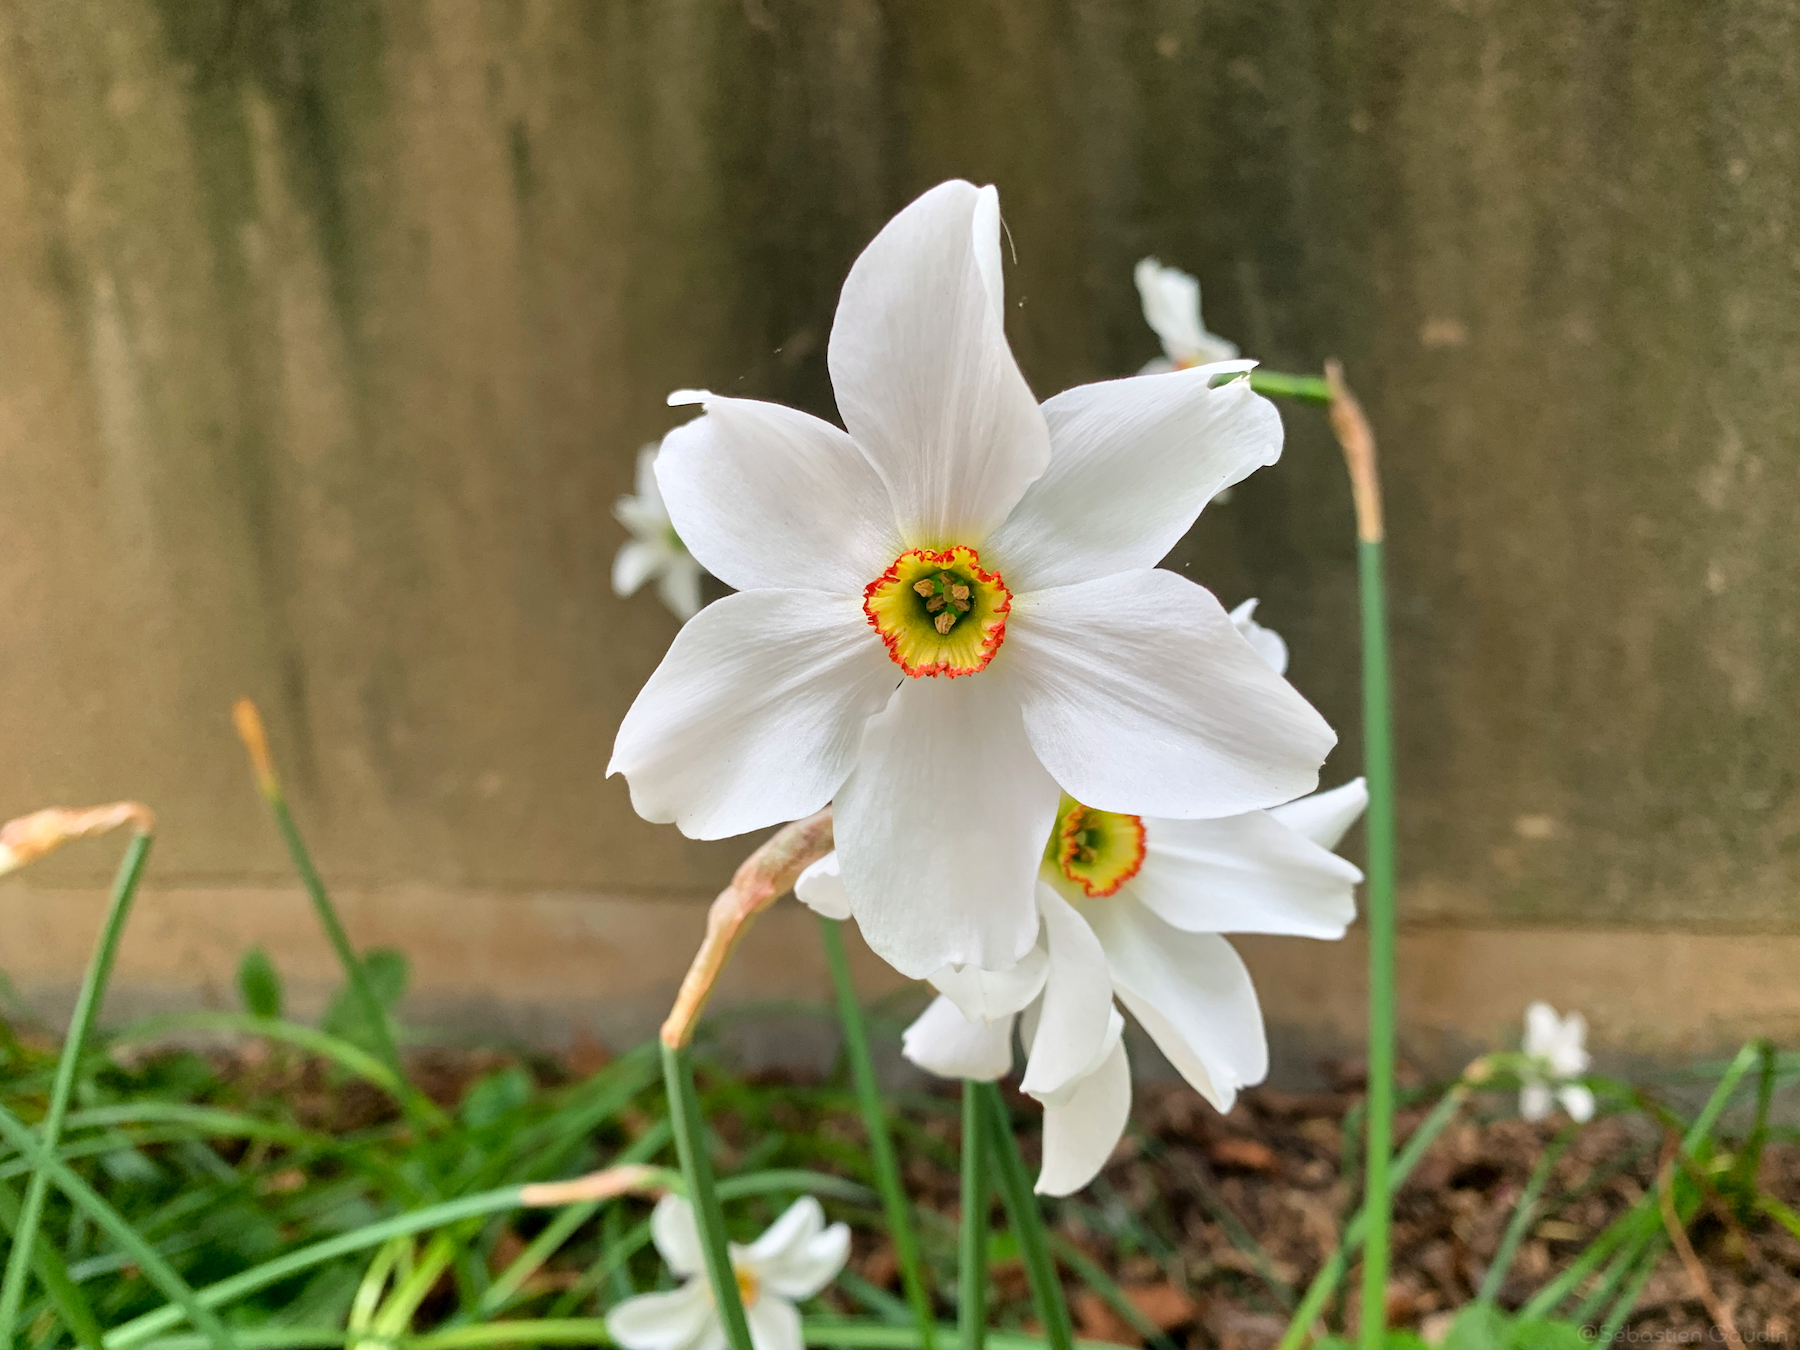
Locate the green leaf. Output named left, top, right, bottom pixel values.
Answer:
left=237, top=947, right=284, bottom=1020
left=320, top=949, right=408, bottom=1051
left=1443, top=1306, right=1590, bottom=1350
left=1506, top=1320, right=1591, bottom=1350
left=459, top=1065, right=534, bottom=1133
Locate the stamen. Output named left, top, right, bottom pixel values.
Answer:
left=934, top=611, right=956, bottom=634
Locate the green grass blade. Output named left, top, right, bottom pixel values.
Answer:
left=0, top=1099, right=237, bottom=1350
left=126, top=1322, right=1137, bottom=1350
left=1045, top=1231, right=1177, bottom=1350
left=960, top=1083, right=988, bottom=1350
left=1244, top=371, right=1332, bottom=404
left=103, top=1185, right=532, bottom=1349
left=0, top=1175, right=104, bottom=1350
left=1476, top=1124, right=1577, bottom=1304
left=980, top=1085, right=1073, bottom=1350
left=660, top=1041, right=753, bottom=1350
left=0, top=831, right=152, bottom=1341
left=1276, top=1087, right=1463, bottom=1350
left=819, top=917, right=935, bottom=1350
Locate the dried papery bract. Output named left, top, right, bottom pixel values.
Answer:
left=1325, top=358, right=1382, bottom=544
left=0, top=800, right=156, bottom=876
left=660, top=807, right=835, bottom=1049
left=519, top=1162, right=666, bottom=1208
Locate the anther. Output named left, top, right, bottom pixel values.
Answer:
left=913, top=579, right=936, bottom=598
left=934, top=612, right=956, bottom=634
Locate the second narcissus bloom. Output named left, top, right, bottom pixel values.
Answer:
left=610, top=180, right=1335, bottom=981
left=1519, top=1001, right=1595, bottom=1123
left=606, top=1194, right=849, bottom=1350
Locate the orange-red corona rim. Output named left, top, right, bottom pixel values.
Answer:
left=1052, top=799, right=1147, bottom=898
left=863, top=545, right=1011, bottom=678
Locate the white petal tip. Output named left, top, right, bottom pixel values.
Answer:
left=667, top=388, right=710, bottom=407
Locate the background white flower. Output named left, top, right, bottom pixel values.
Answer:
left=1519, top=1001, right=1595, bottom=1123
left=614, top=442, right=704, bottom=621
left=610, top=181, right=1335, bottom=983
left=606, top=1194, right=849, bottom=1350
left=1134, top=258, right=1241, bottom=373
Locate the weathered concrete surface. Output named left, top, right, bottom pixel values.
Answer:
left=0, top=2, right=1795, bottom=1057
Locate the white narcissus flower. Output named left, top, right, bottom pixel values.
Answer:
left=610, top=180, right=1335, bottom=981
left=1134, top=258, right=1241, bottom=374
left=800, top=605, right=1364, bottom=1196
left=606, top=1194, right=850, bottom=1350
left=1519, top=1002, right=1594, bottom=1124
left=614, top=442, right=704, bottom=621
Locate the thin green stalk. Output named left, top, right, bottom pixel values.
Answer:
left=235, top=701, right=411, bottom=1109
left=819, top=916, right=935, bottom=1350
left=661, top=1041, right=753, bottom=1350
left=0, top=830, right=152, bottom=1340
left=1276, top=1088, right=1463, bottom=1350
left=545, top=1215, right=652, bottom=1319
left=1476, top=1125, right=1577, bottom=1304
left=979, top=1085, right=1073, bottom=1350
left=1357, top=536, right=1396, bottom=1350
left=1594, top=1238, right=1662, bottom=1343
left=960, top=1084, right=988, bottom=1350
left=1247, top=371, right=1332, bottom=404
left=1045, top=1232, right=1178, bottom=1350
left=0, top=1101, right=237, bottom=1350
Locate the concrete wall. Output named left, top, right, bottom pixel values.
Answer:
left=1, top=1, right=1795, bottom=1068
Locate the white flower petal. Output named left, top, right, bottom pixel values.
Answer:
left=1268, top=779, right=1369, bottom=851
left=650, top=1194, right=706, bottom=1278
left=794, top=852, right=852, bottom=921
left=745, top=1295, right=805, bottom=1350
left=1034, top=1036, right=1131, bottom=1197
left=985, top=369, right=1277, bottom=592
left=740, top=1197, right=824, bottom=1269
left=827, top=181, right=1050, bottom=546
left=656, top=556, right=704, bottom=621
left=1519, top=1083, right=1553, bottom=1122
left=605, top=1281, right=714, bottom=1350
left=1558, top=1084, right=1596, bottom=1123
left=834, top=676, right=1060, bottom=977
left=902, top=996, right=1016, bottom=1081
left=1134, top=258, right=1240, bottom=366
left=1086, top=903, right=1266, bottom=1111
left=609, top=591, right=897, bottom=839
left=635, top=442, right=665, bottom=504
left=1523, top=1001, right=1561, bottom=1058
left=656, top=398, right=899, bottom=594
left=614, top=540, right=664, bottom=598
left=1005, top=570, right=1336, bottom=820
left=750, top=1213, right=851, bottom=1300
left=1228, top=598, right=1289, bottom=676
left=1129, top=810, right=1361, bottom=939
left=1019, top=885, right=1117, bottom=1098
left=929, top=945, right=1049, bottom=1023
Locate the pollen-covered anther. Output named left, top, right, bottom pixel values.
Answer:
left=864, top=545, right=1010, bottom=678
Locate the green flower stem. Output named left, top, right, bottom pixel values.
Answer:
left=979, top=1085, right=1074, bottom=1350
left=1356, top=536, right=1397, bottom=1350
left=1475, top=1124, right=1577, bottom=1304
left=1246, top=371, right=1332, bottom=404
left=660, top=1040, right=754, bottom=1350
left=959, top=1083, right=988, bottom=1350
left=0, top=829, right=152, bottom=1341
left=1595, top=1238, right=1663, bottom=1343
left=0, top=1100, right=237, bottom=1350
left=818, top=916, right=935, bottom=1350
left=1275, top=1086, right=1464, bottom=1350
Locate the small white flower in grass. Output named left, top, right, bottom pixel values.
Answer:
left=610, top=181, right=1335, bottom=982
left=801, top=607, right=1364, bottom=1196
left=614, top=442, right=704, bottom=621
left=1519, top=1001, right=1594, bottom=1124
left=606, top=1194, right=850, bottom=1350
left=1134, top=258, right=1241, bottom=374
